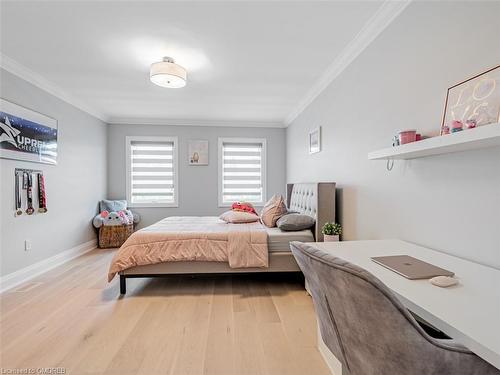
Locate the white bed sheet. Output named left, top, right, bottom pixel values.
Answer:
left=265, top=226, right=314, bottom=253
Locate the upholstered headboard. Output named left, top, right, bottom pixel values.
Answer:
left=286, top=182, right=336, bottom=242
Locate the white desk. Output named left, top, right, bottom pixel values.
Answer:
left=309, top=239, right=500, bottom=370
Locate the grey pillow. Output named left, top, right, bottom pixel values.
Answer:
left=276, top=213, right=315, bottom=231
left=100, top=199, right=127, bottom=212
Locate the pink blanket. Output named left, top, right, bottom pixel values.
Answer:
left=108, top=216, right=268, bottom=281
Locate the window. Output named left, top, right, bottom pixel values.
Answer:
left=126, top=136, right=178, bottom=207
left=218, top=137, right=266, bottom=207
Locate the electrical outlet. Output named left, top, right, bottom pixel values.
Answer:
left=24, top=240, right=32, bottom=251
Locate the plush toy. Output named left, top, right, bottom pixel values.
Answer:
left=119, top=210, right=134, bottom=225
left=92, top=199, right=141, bottom=229
left=102, top=210, right=125, bottom=226
left=231, top=202, right=257, bottom=215
left=93, top=210, right=133, bottom=227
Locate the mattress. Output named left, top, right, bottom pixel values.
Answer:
left=108, top=216, right=269, bottom=281
left=265, top=227, right=314, bottom=253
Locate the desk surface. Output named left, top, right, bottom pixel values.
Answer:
left=309, top=239, right=500, bottom=369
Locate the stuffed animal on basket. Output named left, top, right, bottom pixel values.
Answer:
left=120, top=210, right=134, bottom=225
left=93, top=210, right=131, bottom=227
left=92, top=199, right=141, bottom=229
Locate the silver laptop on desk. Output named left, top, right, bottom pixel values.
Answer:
left=371, top=255, right=454, bottom=280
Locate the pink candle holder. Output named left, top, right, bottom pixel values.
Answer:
left=451, top=120, right=463, bottom=133
left=398, top=130, right=417, bottom=144
left=465, top=119, right=477, bottom=129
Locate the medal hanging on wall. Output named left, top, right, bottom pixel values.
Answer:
left=15, top=172, right=23, bottom=216
left=25, top=172, right=35, bottom=215
left=38, top=173, right=48, bottom=213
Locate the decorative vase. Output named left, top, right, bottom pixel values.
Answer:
left=323, top=234, right=339, bottom=242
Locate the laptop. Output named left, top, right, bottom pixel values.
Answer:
left=371, top=255, right=454, bottom=280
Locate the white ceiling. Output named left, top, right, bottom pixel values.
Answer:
left=0, top=1, right=406, bottom=126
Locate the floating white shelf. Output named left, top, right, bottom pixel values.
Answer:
left=368, top=123, right=500, bottom=160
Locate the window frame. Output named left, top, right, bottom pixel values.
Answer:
left=218, top=137, right=267, bottom=207
left=125, top=135, right=179, bottom=208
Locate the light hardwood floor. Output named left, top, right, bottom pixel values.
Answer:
left=0, top=248, right=330, bottom=375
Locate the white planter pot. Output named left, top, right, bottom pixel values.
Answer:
left=323, top=234, right=339, bottom=242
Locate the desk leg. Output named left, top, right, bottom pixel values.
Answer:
left=305, top=280, right=311, bottom=296
left=318, top=323, right=343, bottom=375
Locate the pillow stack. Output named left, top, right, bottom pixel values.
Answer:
left=220, top=195, right=316, bottom=231
left=220, top=201, right=260, bottom=223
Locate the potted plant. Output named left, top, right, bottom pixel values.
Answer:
left=322, top=222, right=342, bottom=242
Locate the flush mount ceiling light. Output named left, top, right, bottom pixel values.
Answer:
left=150, top=57, right=187, bottom=88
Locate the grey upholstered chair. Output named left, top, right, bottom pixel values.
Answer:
left=290, top=242, right=500, bottom=375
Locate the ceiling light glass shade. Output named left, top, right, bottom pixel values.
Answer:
left=150, top=57, right=187, bottom=88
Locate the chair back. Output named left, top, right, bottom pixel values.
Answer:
left=290, top=242, right=500, bottom=375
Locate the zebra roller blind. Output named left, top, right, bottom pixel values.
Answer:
left=220, top=138, right=266, bottom=205
left=128, top=137, right=177, bottom=206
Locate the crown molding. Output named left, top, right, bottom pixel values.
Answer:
left=284, top=0, right=411, bottom=126
left=0, top=53, right=108, bottom=122
left=107, top=117, right=286, bottom=128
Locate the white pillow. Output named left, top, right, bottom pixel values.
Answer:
left=220, top=210, right=260, bottom=223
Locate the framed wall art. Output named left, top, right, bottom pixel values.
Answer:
left=0, top=99, right=58, bottom=165
left=188, top=140, right=209, bottom=165
left=309, top=127, right=321, bottom=154
left=441, top=65, right=500, bottom=135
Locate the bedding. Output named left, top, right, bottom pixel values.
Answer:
left=265, top=226, right=314, bottom=252
left=108, top=216, right=268, bottom=281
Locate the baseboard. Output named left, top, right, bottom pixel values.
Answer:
left=0, top=239, right=97, bottom=293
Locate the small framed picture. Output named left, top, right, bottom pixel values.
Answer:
left=309, top=127, right=321, bottom=154
left=441, top=65, right=500, bottom=135
left=188, top=140, right=209, bottom=165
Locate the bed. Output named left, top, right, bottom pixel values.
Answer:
left=112, top=182, right=335, bottom=294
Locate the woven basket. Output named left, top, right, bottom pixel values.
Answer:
left=98, top=224, right=134, bottom=248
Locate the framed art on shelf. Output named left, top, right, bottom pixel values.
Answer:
left=441, top=65, right=500, bottom=135
left=309, top=127, right=321, bottom=154
left=0, top=98, right=58, bottom=165
left=188, top=140, right=209, bottom=165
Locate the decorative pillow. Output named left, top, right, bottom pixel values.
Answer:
left=276, top=213, right=315, bottom=231
left=100, top=199, right=127, bottom=212
left=220, top=210, right=260, bottom=223
left=260, top=195, right=287, bottom=227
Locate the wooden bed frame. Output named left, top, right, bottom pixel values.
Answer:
left=119, top=182, right=336, bottom=294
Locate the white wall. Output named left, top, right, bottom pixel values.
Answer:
left=0, top=69, right=107, bottom=276
left=286, top=1, right=500, bottom=268
left=107, top=123, right=286, bottom=228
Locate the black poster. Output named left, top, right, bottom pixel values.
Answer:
left=0, top=99, right=57, bottom=165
